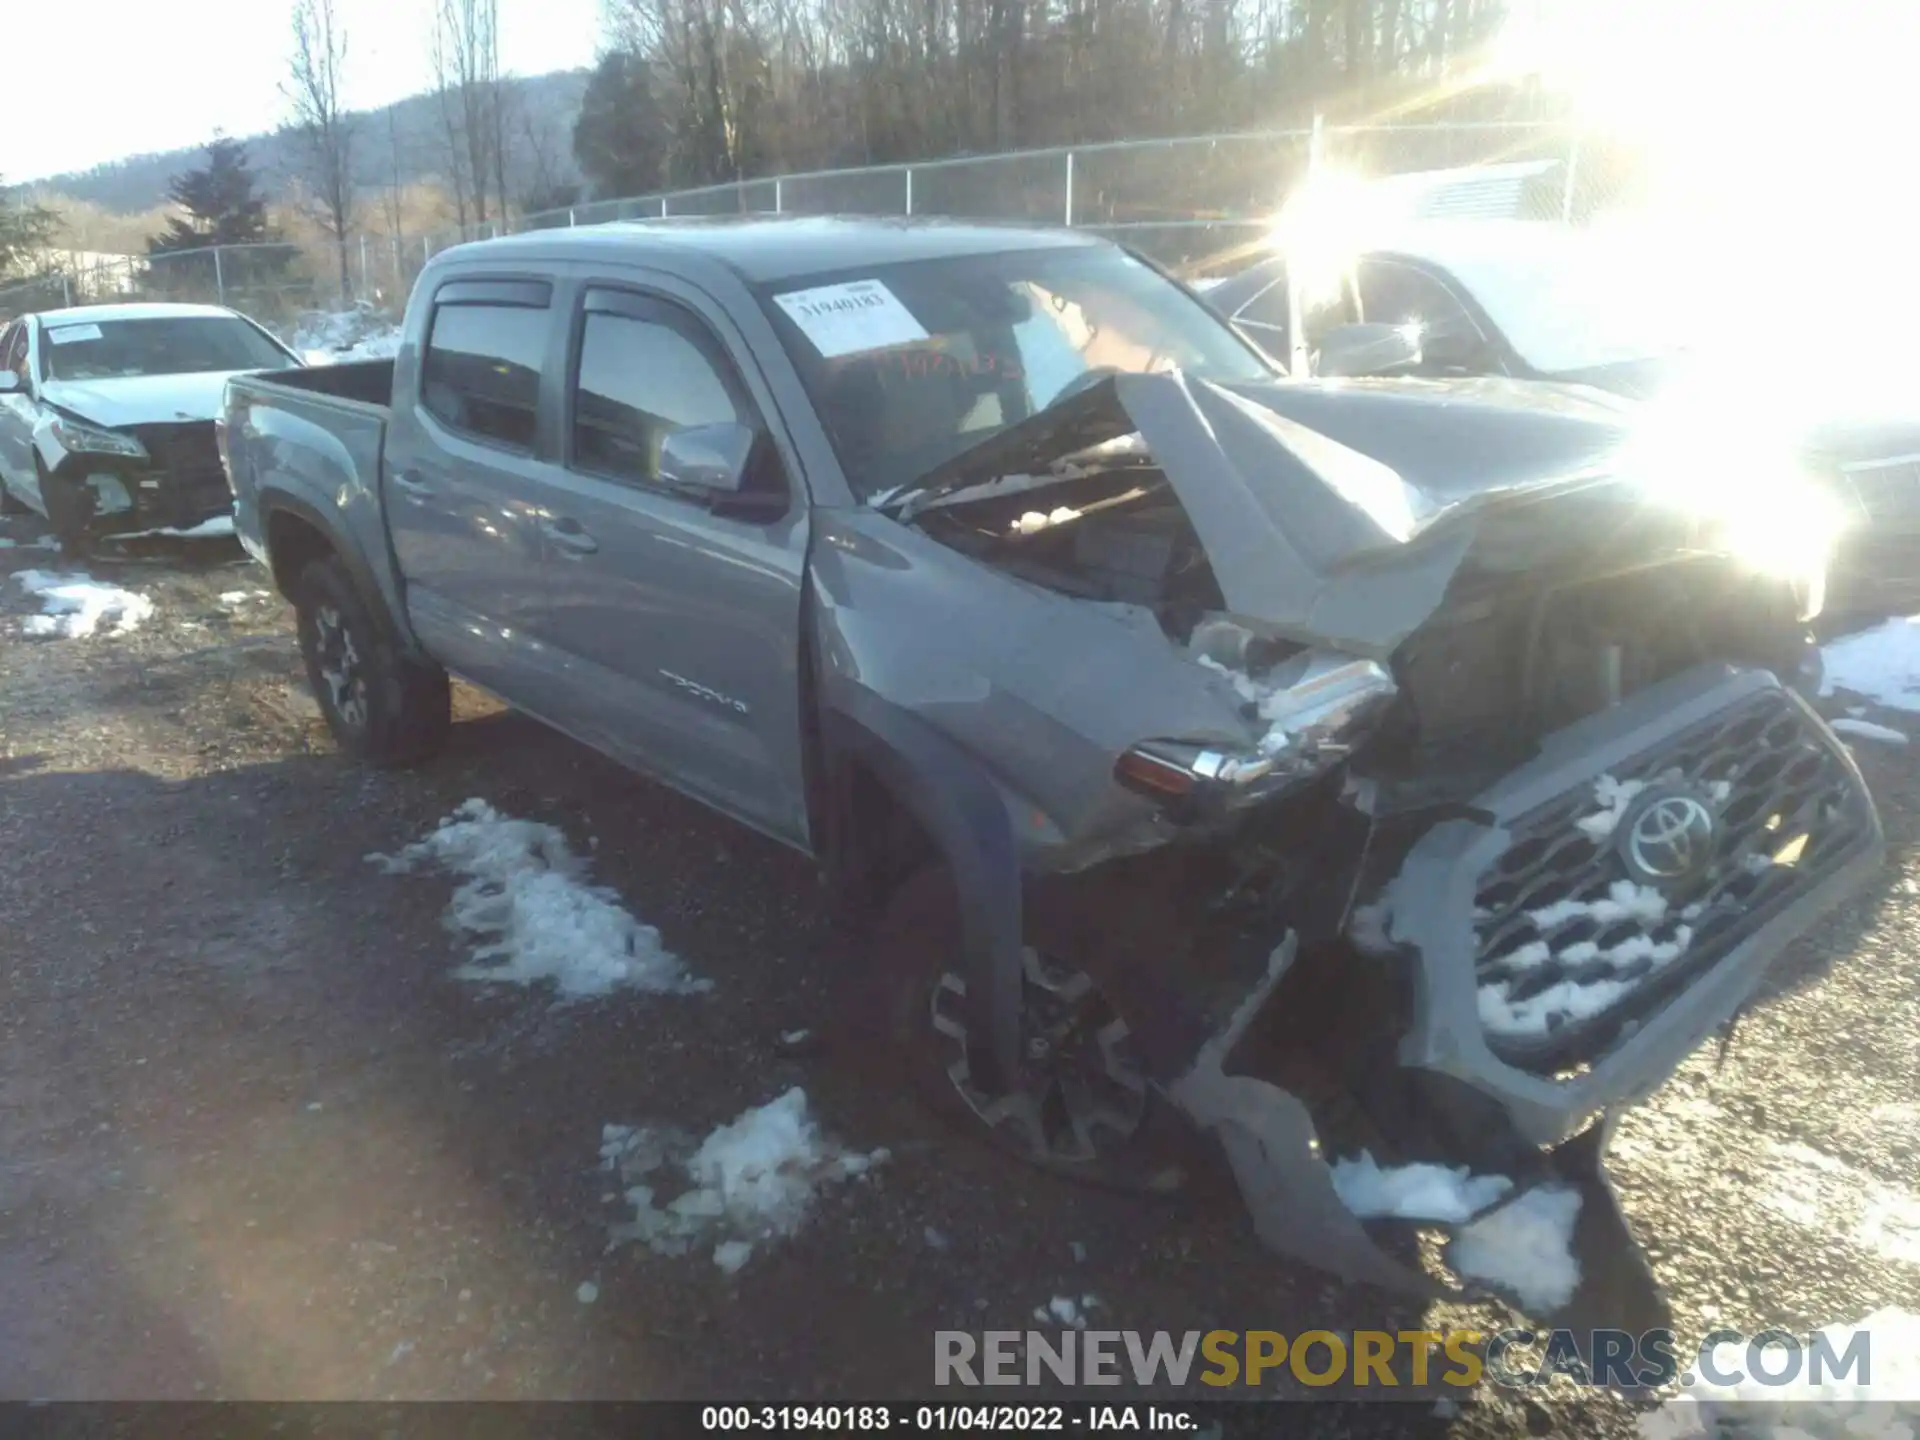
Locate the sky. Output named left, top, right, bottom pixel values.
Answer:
left=4, top=0, right=605, bottom=184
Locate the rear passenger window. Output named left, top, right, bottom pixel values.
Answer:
left=421, top=301, right=548, bottom=451
left=572, top=310, right=745, bottom=484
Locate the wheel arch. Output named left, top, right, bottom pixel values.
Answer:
left=816, top=686, right=1028, bottom=1091
left=259, top=490, right=419, bottom=655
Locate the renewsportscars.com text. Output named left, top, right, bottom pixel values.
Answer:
left=934, top=1327, right=1873, bottom=1390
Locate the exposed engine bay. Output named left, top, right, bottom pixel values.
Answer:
left=914, top=456, right=1814, bottom=786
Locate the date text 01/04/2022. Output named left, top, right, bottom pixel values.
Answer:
left=699, top=1404, right=1204, bottom=1431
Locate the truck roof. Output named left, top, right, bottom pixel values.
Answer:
left=447, top=214, right=1107, bottom=284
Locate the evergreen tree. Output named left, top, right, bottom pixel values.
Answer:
left=149, top=137, right=274, bottom=253
left=145, top=137, right=289, bottom=307
left=572, top=52, right=664, bottom=201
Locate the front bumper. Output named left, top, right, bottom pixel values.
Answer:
left=1173, top=663, right=1882, bottom=1321
left=45, top=421, right=232, bottom=538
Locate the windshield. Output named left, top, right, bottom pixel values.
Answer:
left=1444, top=239, right=1694, bottom=376
left=39, top=315, right=296, bottom=382
left=756, top=246, right=1273, bottom=500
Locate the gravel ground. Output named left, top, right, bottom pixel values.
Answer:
left=2, top=517, right=1917, bottom=1434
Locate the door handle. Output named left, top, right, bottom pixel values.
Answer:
left=540, top=516, right=599, bottom=555
left=390, top=468, right=434, bottom=499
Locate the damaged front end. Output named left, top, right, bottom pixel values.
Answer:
left=871, top=371, right=1881, bottom=1331
left=36, top=410, right=232, bottom=542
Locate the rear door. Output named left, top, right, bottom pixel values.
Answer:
left=518, top=278, right=813, bottom=849
left=382, top=276, right=561, bottom=699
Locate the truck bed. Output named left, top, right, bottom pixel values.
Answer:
left=252, top=358, right=395, bottom=413
left=223, top=362, right=396, bottom=597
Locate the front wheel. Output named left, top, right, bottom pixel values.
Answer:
left=874, top=866, right=1186, bottom=1193
left=292, top=554, right=450, bottom=767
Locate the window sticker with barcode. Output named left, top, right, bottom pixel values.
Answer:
left=772, top=280, right=930, bottom=359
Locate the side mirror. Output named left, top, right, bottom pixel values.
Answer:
left=659, top=420, right=758, bottom=496
left=0, top=372, right=20, bottom=395
left=1313, top=322, right=1423, bottom=378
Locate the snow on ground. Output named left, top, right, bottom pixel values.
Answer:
left=601, top=1088, right=889, bottom=1273
left=290, top=305, right=403, bottom=364
left=124, top=516, right=236, bottom=540
left=1748, top=1137, right=1920, bottom=1271
left=370, top=798, right=708, bottom=1000
left=1448, top=1185, right=1583, bottom=1313
left=11, top=569, right=154, bottom=639
left=1832, top=716, right=1910, bottom=746
left=1822, top=615, right=1920, bottom=712
left=217, top=589, right=273, bottom=607
left=1030, top=1295, right=1100, bottom=1329
left=1329, top=1151, right=1513, bottom=1222
left=1639, top=1309, right=1920, bottom=1439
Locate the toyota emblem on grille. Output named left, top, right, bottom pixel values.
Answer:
left=1619, top=788, right=1718, bottom=885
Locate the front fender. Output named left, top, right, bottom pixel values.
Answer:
left=820, top=688, right=1026, bottom=1093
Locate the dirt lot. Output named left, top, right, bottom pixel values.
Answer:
left=3, top=518, right=1917, bottom=1434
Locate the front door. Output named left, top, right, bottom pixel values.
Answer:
left=519, top=281, right=813, bottom=849
left=0, top=321, right=42, bottom=508
left=382, top=277, right=561, bottom=699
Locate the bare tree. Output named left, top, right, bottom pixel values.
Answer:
left=382, top=105, right=408, bottom=244
left=431, top=0, right=504, bottom=231
left=282, top=0, right=357, bottom=301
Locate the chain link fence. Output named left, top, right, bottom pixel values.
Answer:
left=0, top=119, right=1638, bottom=333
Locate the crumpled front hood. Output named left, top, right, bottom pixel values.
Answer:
left=908, top=371, right=1640, bottom=655
left=38, top=371, right=252, bottom=429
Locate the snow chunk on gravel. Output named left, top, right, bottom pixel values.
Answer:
left=1823, top=616, right=1920, bottom=712
left=1639, top=1308, right=1920, bottom=1437
left=371, top=798, right=706, bottom=999
left=1031, top=1295, right=1099, bottom=1329
left=1831, top=717, right=1910, bottom=746
left=1331, top=1151, right=1513, bottom=1222
left=12, top=569, right=154, bottom=638
left=602, top=1089, right=888, bottom=1272
left=1450, top=1185, right=1583, bottom=1313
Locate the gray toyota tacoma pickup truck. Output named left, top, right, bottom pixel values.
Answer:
left=220, top=216, right=1882, bottom=1334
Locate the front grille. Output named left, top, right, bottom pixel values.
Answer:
left=1842, top=456, right=1920, bottom=521
left=131, top=422, right=229, bottom=517
left=1472, top=688, right=1872, bottom=1072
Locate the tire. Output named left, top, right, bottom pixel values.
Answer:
left=292, top=554, right=450, bottom=767
left=38, top=459, right=92, bottom=557
left=0, top=473, right=27, bottom=517
left=872, top=865, right=1192, bottom=1196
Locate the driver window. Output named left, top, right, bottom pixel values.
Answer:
left=1355, top=261, right=1481, bottom=362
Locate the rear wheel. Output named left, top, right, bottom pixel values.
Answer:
left=0, top=472, right=28, bottom=516
left=874, top=866, right=1186, bottom=1193
left=292, top=554, right=450, bottom=767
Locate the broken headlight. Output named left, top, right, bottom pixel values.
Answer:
left=1116, top=652, right=1399, bottom=808
left=48, top=416, right=147, bottom=460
